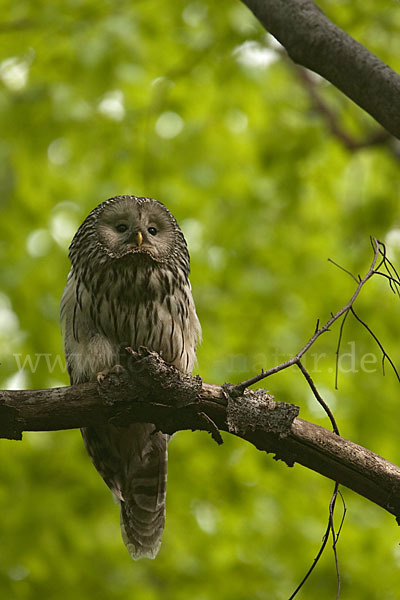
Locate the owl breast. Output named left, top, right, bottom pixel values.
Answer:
left=66, top=257, right=199, bottom=380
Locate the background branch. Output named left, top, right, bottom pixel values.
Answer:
left=291, top=64, right=393, bottom=153
left=240, top=0, right=400, bottom=139
left=1, top=350, right=400, bottom=522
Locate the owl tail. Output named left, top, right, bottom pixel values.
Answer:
left=120, top=428, right=168, bottom=560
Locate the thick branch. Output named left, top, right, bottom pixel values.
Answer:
left=240, top=0, right=400, bottom=139
left=1, top=350, right=400, bottom=522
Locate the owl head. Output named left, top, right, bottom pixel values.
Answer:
left=69, top=195, right=190, bottom=273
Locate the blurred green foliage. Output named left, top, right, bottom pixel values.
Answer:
left=1, top=1, right=400, bottom=598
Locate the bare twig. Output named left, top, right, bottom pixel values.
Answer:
left=290, top=362, right=342, bottom=598
left=335, top=310, right=350, bottom=390
left=334, top=490, right=347, bottom=545
left=330, top=484, right=341, bottom=600
left=350, top=307, right=400, bottom=382
left=296, top=360, right=339, bottom=434
left=235, top=238, right=381, bottom=393
left=327, top=243, right=400, bottom=387
left=328, top=258, right=359, bottom=284
left=375, top=244, right=400, bottom=296
left=288, top=482, right=341, bottom=600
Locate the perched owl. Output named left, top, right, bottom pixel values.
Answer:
left=60, top=195, right=201, bottom=560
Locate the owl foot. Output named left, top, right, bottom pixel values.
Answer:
left=124, top=346, right=154, bottom=360
left=124, top=346, right=164, bottom=375
left=97, top=364, right=125, bottom=384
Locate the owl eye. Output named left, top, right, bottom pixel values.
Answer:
left=148, top=226, right=157, bottom=236
left=116, top=224, right=128, bottom=233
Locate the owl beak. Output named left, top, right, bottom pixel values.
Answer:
left=137, top=231, right=143, bottom=247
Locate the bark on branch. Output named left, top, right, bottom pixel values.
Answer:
left=240, top=0, right=400, bottom=139
left=1, top=349, right=400, bottom=523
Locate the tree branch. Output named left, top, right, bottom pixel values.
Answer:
left=240, top=0, right=400, bottom=139
left=1, top=349, right=400, bottom=522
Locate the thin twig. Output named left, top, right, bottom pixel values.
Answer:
left=235, top=238, right=381, bottom=393
left=350, top=307, right=400, bottom=382
left=288, top=482, right=341, bottom=600
left=375, top=244, right=400, bottom=296
left=329, top=484, right=341, bottom=600
left=373, top=270, right=400, bottom=295
left=334, top=490, right=347, bottom=544
left=335, top=310, right=350, bottom=390
left=293, top=362, right=341, bottom=598
left=380, top=251, right=400, bottom=286
left=288, top=517, right=331, bottom=600
left=328, top=258, right=359, bottom=283
left=296, top=360, right=339, bottom=434
left=314, top=318, right=320, bottom=334
left=289, top=483, right=344, bottom=600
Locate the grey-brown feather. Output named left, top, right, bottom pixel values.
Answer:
left=61, top=195, right=201, bottom=559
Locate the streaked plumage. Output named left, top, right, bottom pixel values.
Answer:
left=61, top=195, right=201, bottom=559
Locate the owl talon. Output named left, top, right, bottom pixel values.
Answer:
left=97, top=372, right=106, bottom=384
left=97, top=364, right=125, bottom=384
left=125, top=346, right=156, bottom=362
left=138, top=346, right=153, bottom=357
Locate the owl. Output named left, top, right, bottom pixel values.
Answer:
left=60, top=195, right=201, bottom=560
